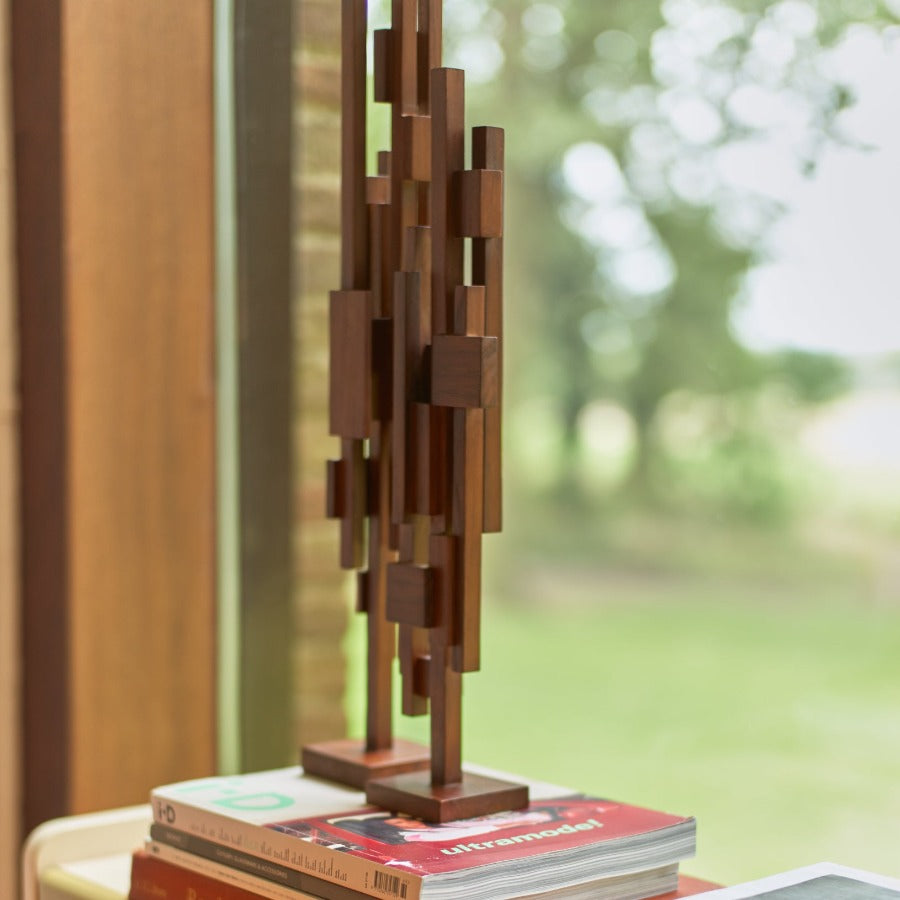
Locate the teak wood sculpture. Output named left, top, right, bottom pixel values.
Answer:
left=302, top=0, right=528, bottom=823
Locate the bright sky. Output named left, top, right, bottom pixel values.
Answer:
left=735, top=27, right=900, bottom=357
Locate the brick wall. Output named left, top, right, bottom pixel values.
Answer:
left=293, top=0, right=350, bottom=745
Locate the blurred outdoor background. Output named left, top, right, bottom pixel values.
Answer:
left=348, top=0, right=900, bottom=885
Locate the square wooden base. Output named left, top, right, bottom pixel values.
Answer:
left=366, top=770, right=529, bottom=823
left=301, top=738, right=430, bottom=790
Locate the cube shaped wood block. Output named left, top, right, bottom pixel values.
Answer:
left=366, top=175, right=390, bottom=206
left=400, top=115, right=432, bottom=182
left=456, top=169, right=503, bottom=238
left=387, top=562, right=436, bottom=628
left=329, top=290, right=372, bottom=439
left=431, top=334, right=499, bottom=409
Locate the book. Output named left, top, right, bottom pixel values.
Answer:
left=698, top=862, right=900, bottom=899
left=144, top=838, right=375, bottom=900
left=133, top=845, right=323, bottom=900
left=131, top=847, right=308, bottom=900
left=147, top=835, right=693, bottom=900
left=149, top=766, right=696, bottom=900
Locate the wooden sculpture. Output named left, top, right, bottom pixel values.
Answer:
left=302, top=0, right=528, bottom=823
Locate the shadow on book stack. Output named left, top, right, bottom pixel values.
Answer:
left=129, top=766, right=716, bottom=900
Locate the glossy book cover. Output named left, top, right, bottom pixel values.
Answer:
left=268, top=795, right=694, bottom=875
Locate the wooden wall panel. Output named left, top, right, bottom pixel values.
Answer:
left=12, top=0, right=69, bottom=838
left=13, top=0, right=217, bottom=831
left=1, top=0, right=21, bottom=890
left=62, top=0, right=217, bottom=814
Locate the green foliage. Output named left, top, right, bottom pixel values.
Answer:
left=773, top=348, right=853, bottom=404
left=438, top=0, right=892, bottom=516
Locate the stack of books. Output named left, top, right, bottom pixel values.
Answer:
left=128, top=765, right=704, bottom=900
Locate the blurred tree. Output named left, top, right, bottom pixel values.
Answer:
left=436, top=0, right=888, bottom=509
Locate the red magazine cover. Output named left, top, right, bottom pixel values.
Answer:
left=267, top=795, right=690, bottom=876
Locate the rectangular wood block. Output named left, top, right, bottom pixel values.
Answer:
left=329, top=290, right=372, bottom=439
left=373, top=29, right=395, bottom=103
left=366, top=771, right=529, bottom=824
left=399, top=623, right=430, bottom=717
left=339, top=438, right=367, bottom=570
left=392, top=272, right=414, bottom=524
left=412, top=653, right=430, bottom=698
left=302, top=738, right=430, bottom=791
left=371, top=316, right=393, bottom=422
left=325, top=458, right=345, bottom=519
left=386, top=562, right=435, bottom=627
left=430, top=67, right=465, bottom=336
left=356, top=569, right=370, bottom=614
left=456, top=168, right=503, bottom=238
left=400, top=115, right=432, bottom=182
left=471, top=127, right=505, bottom=534
left=411, top=401, right=439, bottom=515
left=431, top=334, right=498, bottom=409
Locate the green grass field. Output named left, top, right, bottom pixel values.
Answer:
left=344, top=516, right=900, bottom=885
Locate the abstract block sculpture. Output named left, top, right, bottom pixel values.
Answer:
left=302, top=0, right=529, bottom=823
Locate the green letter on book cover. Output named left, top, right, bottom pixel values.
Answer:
left=215, top=792, right=294, bottom=811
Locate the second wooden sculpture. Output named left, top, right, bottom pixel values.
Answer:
left=302, top=0, right=528, bottom=823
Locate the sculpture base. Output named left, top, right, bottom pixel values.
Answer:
left=366, top=770, right=529, bottom=823
left=301, top=738, right=430, bottom=790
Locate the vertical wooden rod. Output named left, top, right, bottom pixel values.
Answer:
left=472, top=126, right=504, bottom=533
left=341, top=0, right=368, bottom=290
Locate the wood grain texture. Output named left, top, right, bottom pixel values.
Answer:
left=391, top=272, right=413, bottom=522
left=386, top=562, right=435, bottom=627
left=398, top=623, right=430, bottom=716
left=400, top=114, right=432, bottom=182
left=62, top=0, right=217, bottom=813
left=431, top=334, right=499, bottom=409
left=427, top=533, right=461, bottom=785
left=0, top=0, right=21, bottom=884
left=403, top=227, right=436, bottom=516
left=395, top=0, right=418, bottom=115
left=301, top=738, right=430, bottom=790
left=367, top=770, right=528, bottom=823
left=340, top=438, right=366, bottom=570
left=471, top=126, right=505, bottom=533
left=366, top=175, right=390, bottom=207
left=330, top=290, right=373, bottom=439
left=342, top=0, right=369, bottom=289
left=429, top=68, right=464, bottom=533
left=430, top=68, right=464, bottom=337
left=456, top=168, right=503, bottom=238
left=373, top=28, right=395, bottom=105
left=11, top=0, right=69, bottom=833
left=319, top=0, right=520, bottom=815
left=365, top=426, right=398, bottom=751
left=449, top=286, right=486, bottom=674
